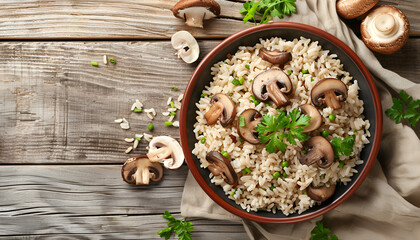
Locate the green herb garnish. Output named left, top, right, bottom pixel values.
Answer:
left=240, top=0, right=297, bottom=24
left=255, top=108, right=310, bottom=153
left=158, top=210, right=193, bottom=240
left=232, top=78, right=240, bottom=86
left=165, top=122, right=173, bottom=126
left=170, top=111, right=176, bottom=116
left=330, top=135, right=355, bottom=159
left=245, top=64, right=250, bottom=69
left=109, top=58, right=116, bottom=64
left=239, top=116, right=245, bottom=127
left=242, top=167, right=251, bottom=174
left=385, top=90, right=420, bottom=126
left=134, top=108, right=142, bottom=113
left=310, top=221, right=338, bottom=240
left=221, top=150, right=230, bottom=158
left=201, top=93, right=208, bottom=98
left=171, top=86, right=179, bottom=91
left=239, top=76, right=245, bottom=85
left=91, top=61, right=98, bottom=66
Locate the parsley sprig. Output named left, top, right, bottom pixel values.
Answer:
left=240, top=0, right=297, bottom=24
left=255, top=108, right=310, bottom=153
left=385, top=90, right=420, bottom=127
left=330, top=135, right=355, bottom=160
left=158, top=211, right=193, bottom=240
left=311, top=221, right=338, bottom=240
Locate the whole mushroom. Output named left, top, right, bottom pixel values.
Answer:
left=204, top=93, right=236, bottom=127
left=172, top=0, right=221, bottom=28
left=171, top=30, right=200, bottom=64
left=299, top=104, right=322, bottom=133
left=206, top=151, right=238, bottom=185
left=311, top=78, right=348, bottom=110
left=237, top=109, right=262, bottom=144
left=121, top=155, right=163, bottom=185
left=300, top=136, right=335, bottom=169
left=306, top=183, right=336, bottom=201
left=252, top=68, right=293, bottom=107
left=147, top=136, right=185, bottom=170
left=361, top=5, right=410, bottom=54
left=259, top=48, right=292, bottom=67
left=336, top=0, right=379, bottom=19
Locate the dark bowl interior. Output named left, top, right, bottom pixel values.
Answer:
left=180, top=22, right=382, bottom=223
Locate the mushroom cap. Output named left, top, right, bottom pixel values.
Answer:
left=336, top=0, right=379, bottom=19
left=121, top=155, right=163, bottom=185
left=259, top=48, right=292, bottom=67
left=237, top=109, right=262, bottom=144
left=171, top=30, right=200, bottom=64
left=204, top=93, right=236, bottom=127
left=300, top=136, right=335, bottom=168
left=361, top=5, right=410, bottom=54
left=311, top=78, right=347, bottom=109
left=206, top=151, right=238, bottom=185
left=252, top=68, right=293, bottom=107
left=307, top=183, right=336, bottom=201
left=147, top=136, right=184, bottom=170
left=172, top=0, right=221, bottom=28
left=299, top=104, right=322, bottom=133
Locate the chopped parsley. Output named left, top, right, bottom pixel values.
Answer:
left=310, top=221, right=338, bottom=240
left=158, top=210, right=193, bottom=240
left=385, top=90, right=420, bottom=126
left=240, top=0, right=297, bottom=24
left=330, top=135, right=355, bottom=159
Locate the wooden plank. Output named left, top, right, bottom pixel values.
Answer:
left=0, top=0, right=418, bottom=40
left=0, top=39, right=419, bottom=164
left=0, top=165, right=247, bottom=239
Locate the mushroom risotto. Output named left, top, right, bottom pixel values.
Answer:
left=192, top=37, right=370, bottom=215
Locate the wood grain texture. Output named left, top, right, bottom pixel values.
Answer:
left=0, top=165, right=247, bottom=239
left=0, top=39, right=419, bottom=164
left=0, top=0, right=418, bottom=40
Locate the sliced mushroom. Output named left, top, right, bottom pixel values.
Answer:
left=237, top=109, right=262, bottom=144
left=204, top=93, right=236, bottom=127
left=147, top=136, right=184, bottom=170
left=171, top=30, right=200, bottom=64
left=300, top=136, right=335, bottom=169
left=299, top=104, right=322, bottom=133
left=206, top=151, right=238, bottom=185
left=361, top=5, right=410, bottom=54
left=121, top=155, right=163, bottom=185
left=259, top=48, right=292, bottom=67
left=252, top=68, right=293, bottom=107
left=172, top=0, right=221, bottom=28
left=336, top=0, right=379, bottom=19
left=307, top=183, right=336, bottom=201
left=311, top=78, right=347, bottom=110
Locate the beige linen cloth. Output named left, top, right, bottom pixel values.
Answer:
left=181, top=0, right=420, bottom=239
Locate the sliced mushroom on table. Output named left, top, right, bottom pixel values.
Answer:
left=206, top=151, right=238, bottom=185
left=121, top=155, right=163, bottom=185
left=259, top=48, right=292, bottom=67
left=252, top=68, right=293, bottom=107
left=237, top=109, right=262, bottom=144
left=171, top=30, right=200, bottom=64
left=311, top=78, right=348, bottom=110
left=299, top=104, right=322, bottom=133
left=300, top=136, right=335, bottom=168
left=172, top=0, right=221, bottom=28
left=336, top=0, right=379, bottom=19
left=204, top=93, right=236, bottom=127
left=147, top=136, right=185, bottom=170
left=361, top=5, right=410, bottom=54
left=306, top=183, right=336, bottom=201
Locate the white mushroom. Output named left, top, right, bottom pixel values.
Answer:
left=336, top=0, right=379, bottom=19
left=361, top=5, right=410, bottom=54
left=171, top=30, right=200, bottom=64
left=147, top=136, right=184, bottom=169
left=172, top=0, right=221, bottom=28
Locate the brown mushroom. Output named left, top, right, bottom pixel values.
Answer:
left=252, top=68, right=293, bottom=107
left=311, top=78, right=347, bottom=110
left=306, top=183, right=336, bottom=201
left=204, top=93, right=236, bottom=127
left=237, top=109, right=262, bottom=144
left=300, top=136, right=335, bottom=169
left=172, top=0, right=221, bottom=28
left=361, top=5, right=410, bottom=54
left=259, top=48, right=292, bottom=67
left=206, top=151, right=238, bottom=185
left=147, top=136, right=184, bottom=170
left=299, top=104, right=322, bottom=133
left=336, top=0, right=379, bottom=19
left=121, top=155, right=163, bottom=185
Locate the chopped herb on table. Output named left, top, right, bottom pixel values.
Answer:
left=171, top=86, right=179, bottom=91
left=330, top=135, right=355, bottom=159
left=158, top=210, right=193, bottom=240
left=91, top=61, right=98, bottom=66
left=240, top=0, right=297, bottom=24
left=311, top=221, right=338, bottom=240
left=385, top=90, right=420, bottom=127
left=255, top=108, right=311, bottom=153
left=109, top=58, right=116, bottom=64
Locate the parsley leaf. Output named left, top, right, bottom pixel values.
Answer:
left=240, top=0, right=297, bottom=25
left=158, top=211, right=193, bottom=240
left=311, top=221, right=338, bottom=240
left=255, top=108, right=310, bottom=153
left=385, top=90, right=420, bottom=127
left=330, top=135, right=355, bottom=159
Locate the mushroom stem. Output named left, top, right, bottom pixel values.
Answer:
left=133, top=168, right=150, bottom=185
left=266, top=81, right=289, bottom=107
left=373, top=13, right=398, bottom=36
left=324, top=90, right=341, bottom=109
left=147, top=147, right=172, bottom=162
left=185, top=12, right=205, bottom=28
left=204, top=101, right=224, bottom=125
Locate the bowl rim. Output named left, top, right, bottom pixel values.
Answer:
left=179, top=22, right=383, bottom=224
